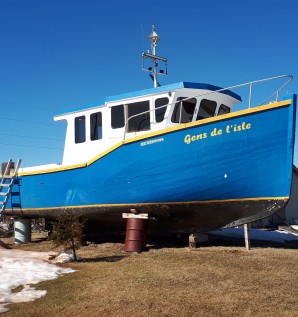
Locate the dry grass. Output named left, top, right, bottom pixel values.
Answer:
left=1, top=233, right=298, bottom=317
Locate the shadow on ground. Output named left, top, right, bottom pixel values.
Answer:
left=80, top=255, right=127, bottom=263
left=208, top=234, right=298, bottom=249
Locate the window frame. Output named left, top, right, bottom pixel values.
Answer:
left=90, top=112, right=103, bottom=141
left=75, top=115, right=86, bottom=144
left=171, top=97, right=197, bottom=123
left=127, top=100, right=150, bottom=132
left=217, top=104, right=231, bottom=116
left=111, top=105, right=125, bottom=129
left=196, top=99, right=217, bottom=121
left=155, top=97, right=169, bottom=123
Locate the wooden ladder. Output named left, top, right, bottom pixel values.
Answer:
left=0, top=159, right=22, bottom=215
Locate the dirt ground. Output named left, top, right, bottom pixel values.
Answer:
left=1, top=233, right=298, bottom=317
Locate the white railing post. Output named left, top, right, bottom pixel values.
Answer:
left=248, top=83, right=253, bottom=108
left=276, top=91, right=279, bottom=102
left=179, top=100, right=183, bottom=124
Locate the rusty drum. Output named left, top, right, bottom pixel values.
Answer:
left=124, top=218, right=148, bottom=253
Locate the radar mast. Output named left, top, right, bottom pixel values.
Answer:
left=142, top=25, right=168, bottom=88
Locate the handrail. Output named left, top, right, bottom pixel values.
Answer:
left=122, top=74, right=293, bottom=140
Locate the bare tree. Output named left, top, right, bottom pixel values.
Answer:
left=48, top=210, right=85, bottom=261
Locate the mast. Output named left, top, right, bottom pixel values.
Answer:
left=142, top=25, right=168, bottom=88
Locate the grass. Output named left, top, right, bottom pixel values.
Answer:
left=1, top=233, right=298, bottom=317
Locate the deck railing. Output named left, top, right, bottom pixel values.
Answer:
left=123, top=74, right=293, bottom=141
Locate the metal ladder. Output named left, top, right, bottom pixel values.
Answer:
left=0, top=159, right=22, bottom=215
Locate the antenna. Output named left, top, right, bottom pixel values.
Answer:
left=142, top=25, right=168, bottom=88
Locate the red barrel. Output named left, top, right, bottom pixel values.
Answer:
left=124, top=218, right=148, bottom=253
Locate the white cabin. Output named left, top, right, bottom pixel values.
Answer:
left=53, top=83, right=241, bottom=166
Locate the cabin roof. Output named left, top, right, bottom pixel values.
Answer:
left=54, top=82, right=241, bottom=118
left=105, top=82, right=242, bottom=103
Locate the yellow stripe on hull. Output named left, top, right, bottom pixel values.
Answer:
left=18, top=99, right=292, bottom=176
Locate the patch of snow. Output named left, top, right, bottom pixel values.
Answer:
left=0, top=249, right=76, bottom=314
left=53, top=250, right=81, bottom=263
left=0, top=223, right=9, bottom=231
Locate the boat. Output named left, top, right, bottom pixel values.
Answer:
left=1, top=26, right=296, bottom=234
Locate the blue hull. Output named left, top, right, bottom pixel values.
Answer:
left=4, top=97, right=296, bottom=229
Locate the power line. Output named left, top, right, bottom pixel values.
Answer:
left=0, top=100, right=53, bottom=112
left=0, top=117, right=65, bottom=127
left=0, top=133, right=63, bottom=141
left=0, top=142, right=63, bottom=150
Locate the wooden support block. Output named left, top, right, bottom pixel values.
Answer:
left=122, top=213, right=149, bottom=219
left=189, top=233, right=208, bottom=248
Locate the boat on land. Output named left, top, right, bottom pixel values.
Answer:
left=1, top=26, right=297, bottom=233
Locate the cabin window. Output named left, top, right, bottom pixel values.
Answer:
left=127, top=101, right=150, bottom=132
left=218, top=104, right=230, bottom=115
left=90, top=112, right=102, bottom=140
left=155, top=97, right=169, bottom=123
left=111, top=105, right=125, bottom=129
left=171, top=97, right=196, bottom=123
left=196, top=99, right=217, bottom=120
left=75, top=116, right=86, bottom=143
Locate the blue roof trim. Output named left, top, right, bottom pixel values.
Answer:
left=55, top=82, right=242, bottom=117
left=105, top=83, right=186, bottom=102
left=183, top=82, right=242, bottom=101
left=105, top=82, right=242, bottom=102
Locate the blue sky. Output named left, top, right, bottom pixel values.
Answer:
left=0, top=0, right=297, bottom=167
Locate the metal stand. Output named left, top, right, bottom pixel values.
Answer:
left=14, top=218, right=31, bottom=244
left=244, top=223, right=251, bottom=251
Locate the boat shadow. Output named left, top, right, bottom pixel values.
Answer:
left=146, top=235, right=195, bottom=250
left=208, top=234, right=298, bottom=249
left=80, top=255, right=127, bottom=263
left=145, top=233, right=298, bottom=250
